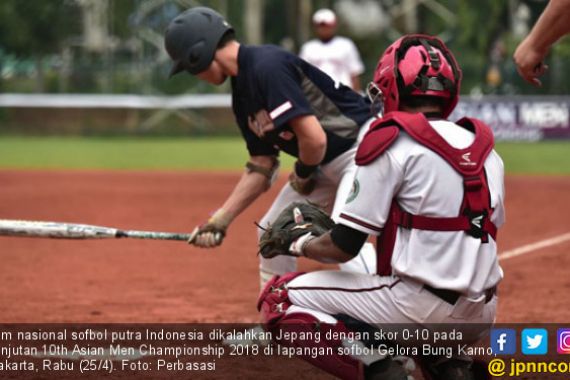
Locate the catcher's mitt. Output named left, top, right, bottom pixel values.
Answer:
left=258, top=202, right=335, bottom=259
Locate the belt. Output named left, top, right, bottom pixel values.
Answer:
left=423, top=285, right=497, bottom=305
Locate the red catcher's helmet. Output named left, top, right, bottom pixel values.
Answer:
left=369, top=34, right=462, bottom=118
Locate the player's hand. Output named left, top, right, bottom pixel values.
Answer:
left=289, top=160, right=318, bottom=195
left=188, top=209, right=231, bottom=248
left=513, top=38, right=549, bottom=87
left=289, top=171, right=316, bottom=195
left=289, top=232, right=315, bottom=257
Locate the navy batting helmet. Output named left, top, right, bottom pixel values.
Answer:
left=164, top=7, right=234, bottom=77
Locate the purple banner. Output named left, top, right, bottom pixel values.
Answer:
left=450, top=96, right=570, bottom=141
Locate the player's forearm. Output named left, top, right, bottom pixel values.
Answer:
left=291, top=115, right=327, bottom=166
left=219, top=157, right=276, bottom=221
left=303, top=232, right=355, bottom=263
left=298, top=141, right=326, bottom=166
left=525, top=0, right=570, bottom=52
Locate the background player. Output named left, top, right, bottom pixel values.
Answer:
left=513, top=0, right=570, bottom=86
left=164, top=7, right=376, bottom=287
left=299, top=8, right=365, bottom=91
left=258, top=34, right=505, bottom=380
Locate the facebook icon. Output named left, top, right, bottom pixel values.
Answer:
left=491, top=329, right=517, bottom=355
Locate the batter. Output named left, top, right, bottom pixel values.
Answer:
left=164, top=7, right=377, bottom=286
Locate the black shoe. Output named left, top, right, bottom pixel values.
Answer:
left=365, top=358, right=409, bottom=380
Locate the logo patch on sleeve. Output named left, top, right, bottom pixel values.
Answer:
left=269, top=101, right=293, bottom=120
left=346, top=179, right=360, bottom=203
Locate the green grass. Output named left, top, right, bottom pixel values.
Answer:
left=494, top=142, right=570, bottom=175
left=0, top=136, right=567, bottom=174
left=0, top=136, right=295, bottom=170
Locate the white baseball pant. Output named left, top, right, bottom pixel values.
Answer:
left=257, top=120, right=377, bottom=287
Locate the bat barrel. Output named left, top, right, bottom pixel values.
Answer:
left=0, top=220, right=191, bottom=241
left=0, top=220, right=117, bottom=239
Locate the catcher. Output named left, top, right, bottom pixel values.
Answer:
left=258, top=35, right=505, bottom=380
left=164, top=7, right=376, bottom=287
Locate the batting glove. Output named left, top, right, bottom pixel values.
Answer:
left=188, top=209, right=232, bottom=248
left=289, top=172, right=317, bottom=195
left=289, top=160, right=318, bottom=195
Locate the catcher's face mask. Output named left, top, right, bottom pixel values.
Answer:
left=366, top=81, right=384, bottom=117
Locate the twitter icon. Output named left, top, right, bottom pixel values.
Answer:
left=522, top=329, right=548, bottom=355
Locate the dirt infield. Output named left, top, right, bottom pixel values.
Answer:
left=1, top=171, right=569, bottom=322
left=1, top=171, right=570, bottom=378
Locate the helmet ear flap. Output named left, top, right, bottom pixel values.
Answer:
left=189, top=42, right=204, bottom=64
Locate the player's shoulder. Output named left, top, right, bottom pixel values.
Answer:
left=249, top=45, right=298, bottom=69
left=248, top=45, right=302, bottom=82
left=487, top=149, right=505, bottom=171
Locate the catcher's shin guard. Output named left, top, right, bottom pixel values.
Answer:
left=257, top=273, right=365, bottom=380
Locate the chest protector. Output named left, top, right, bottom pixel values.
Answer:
left=355, top=111, right=497, bottom=275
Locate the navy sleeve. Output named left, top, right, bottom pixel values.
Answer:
left=232, top=96, right=279, bottom=157
left=255, top=57, right=314, bottom=129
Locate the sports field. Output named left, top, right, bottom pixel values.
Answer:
left=1, top=137, right=569, bottom=379
left=1, top=137, right=569, bottom=174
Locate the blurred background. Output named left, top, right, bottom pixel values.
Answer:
left=0, top=0, right=568, bottom=142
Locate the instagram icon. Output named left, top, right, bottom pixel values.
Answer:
left=558, top=329, right=570, bottom=354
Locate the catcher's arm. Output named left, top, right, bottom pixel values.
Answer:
left=189, top=155, right=278, bottom=248
left=258, top=202, right=368, bottom=263
left=295, top=225, right=368, bottom=263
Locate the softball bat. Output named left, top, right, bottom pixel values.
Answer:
left=0, top=219, right=192, bottom=241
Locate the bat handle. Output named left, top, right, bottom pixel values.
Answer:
left=187, top=227, right=200, bottom=244
left=187, top=228, right=223, bottom=246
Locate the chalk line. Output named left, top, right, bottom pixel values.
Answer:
left=499, top=232, right=570, bottom=261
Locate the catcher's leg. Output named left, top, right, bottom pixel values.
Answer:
left=258, top=273, right=409, bottom=380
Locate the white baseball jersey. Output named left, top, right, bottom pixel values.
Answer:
left=299, top=36, right=364, bottom=89
left=338, top=119, right=505, bottom=295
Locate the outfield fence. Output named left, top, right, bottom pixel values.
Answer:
left=0, top=94, right=569, bottom=141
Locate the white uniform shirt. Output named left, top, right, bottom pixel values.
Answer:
left=339, top=120, right=505, bottom=295
left=299, top=36, right=364, bottom=89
